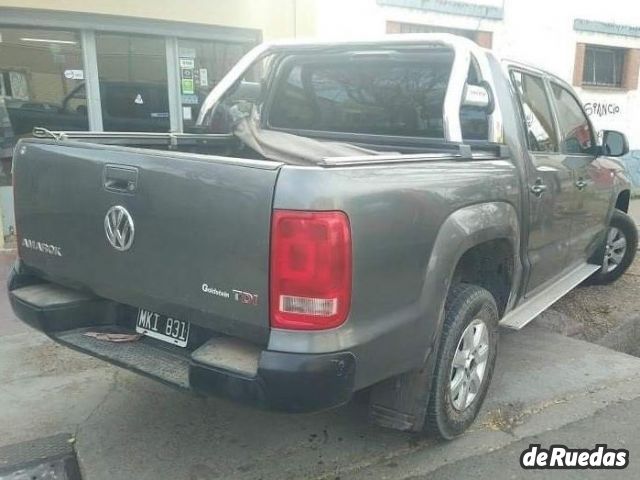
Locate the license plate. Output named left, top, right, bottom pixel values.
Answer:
left=136, top=309, right=190, bottom=347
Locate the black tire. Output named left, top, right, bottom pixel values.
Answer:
left=424, top=283, right=499, bottom=439
left=589, top=210, right=638, bottom=285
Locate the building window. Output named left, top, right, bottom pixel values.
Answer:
left=582, top=45, right=625, bottom=87
left=0, top=25, right=259, bottom=140
left=96, top=33, right=170, bottom=132
left=0, top=27, right=87, bottom=185
left=0, top=28, right=88, bottom=135
left=386, top=21, right=492, bottom=48
left=574, top=43, right=640, bottom=90
left=177, top=39, right=253, bottom=132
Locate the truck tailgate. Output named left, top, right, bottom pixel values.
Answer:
left=13, top=140, right=282, bottom=343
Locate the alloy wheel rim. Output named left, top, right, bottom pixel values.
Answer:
left=603, top=227, right=627, bottom=273
left=449, top=318, right=490, bottom=411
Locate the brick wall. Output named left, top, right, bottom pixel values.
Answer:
left=386, top=21, right=492, bottom=48
left=573, top=43, right=586, bottom=86
left=623, top=48, right=640, bottom=90
left=474, top=31, right=493, bottom=49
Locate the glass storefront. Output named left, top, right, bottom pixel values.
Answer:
left=0, top=17, right=259, bottom=236
left=0, top=25, right=257, bottom=141
left=177, top=39, right=249, bottom=132
left=96, top=33, right=170, bottom=132
left=0, top=28, right=88, bottom=135
left=0, top=27, right=87, bottom=183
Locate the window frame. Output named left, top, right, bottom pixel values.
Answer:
left=0, top=27, right=90, bottom=129
left=508, top=67, right=561, bottom=154
left=582, top=44, right=626, bottom=88
left=548, top=80, right=597, bottom=157
left=94, top=31, right=172, bottom=133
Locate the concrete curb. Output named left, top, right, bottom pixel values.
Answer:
left=0, top=433, right=81, bottom=479
left=598, top=315, right=640, bottom=357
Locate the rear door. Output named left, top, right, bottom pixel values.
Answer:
left=14, top=140, right=281, bottom=343
left=510, top=69, right=574, bottom=295
left=548, top=82, right=612, bottom=267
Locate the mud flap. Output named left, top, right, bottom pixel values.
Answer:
left=369, top=350, right=436, bottom=432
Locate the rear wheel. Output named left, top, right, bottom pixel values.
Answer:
left=589, top=210, right=637, bottom=285
left=424, top=283, right=499, bottom=439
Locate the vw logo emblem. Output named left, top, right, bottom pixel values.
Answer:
left=104, top=205, right=135, bottom=251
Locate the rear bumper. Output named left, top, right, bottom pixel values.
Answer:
left=190, top=350, right=355, bottom=412
left=8, top=263, right=356, bottom=413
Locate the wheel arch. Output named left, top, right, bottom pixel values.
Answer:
left=420, top=201, right=521, bottom=353
left=450, top=238, right=514, bottom=316
left=369, top=202, right=521, bottom=432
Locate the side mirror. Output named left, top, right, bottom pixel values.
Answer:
left=601, top=130, right=629, bottom=157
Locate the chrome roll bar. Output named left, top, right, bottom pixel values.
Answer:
left=197, top=33, right=504, bottom=144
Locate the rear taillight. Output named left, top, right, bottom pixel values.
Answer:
left=270, top=210, right=352, bottom=330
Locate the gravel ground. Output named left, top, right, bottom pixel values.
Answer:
left=552, top=258, right=640, bottom=342
left=549, top=199, right=640, bottom=343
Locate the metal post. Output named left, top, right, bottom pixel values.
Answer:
left=80, top=30, right=103, bottom=131
left=165, top=37, right=183, bottom=133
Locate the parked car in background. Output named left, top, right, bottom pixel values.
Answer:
left=8, top=35, right=637, bottom=439
left=6, top=81, right=172, bottom=136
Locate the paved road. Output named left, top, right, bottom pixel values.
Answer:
left=2, top=324, right=640, bottom=479
left=420, top=398, right=640, bottom=480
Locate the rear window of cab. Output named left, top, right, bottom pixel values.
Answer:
left=267, top=51, right=454, bottom=139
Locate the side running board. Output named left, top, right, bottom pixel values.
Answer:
left=499, top=263, right=601, bottom=330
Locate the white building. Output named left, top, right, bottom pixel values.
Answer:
left=310, top=0, right=640, bottom=167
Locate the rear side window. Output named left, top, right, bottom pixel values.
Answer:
left=268, top=53, right=454, bottom=138
left=550, top=83, right=595, bottom=155
left=510, top=71, right=558, bottom=152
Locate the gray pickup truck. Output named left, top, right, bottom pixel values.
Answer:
left=8, top=34, right=637, bottom=439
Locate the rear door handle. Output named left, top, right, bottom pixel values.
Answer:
left=575, top=178, right=588, bottom=190
left=529, top=179, right=547, bottom=197
left=104, top=165, right=138, bottom=193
